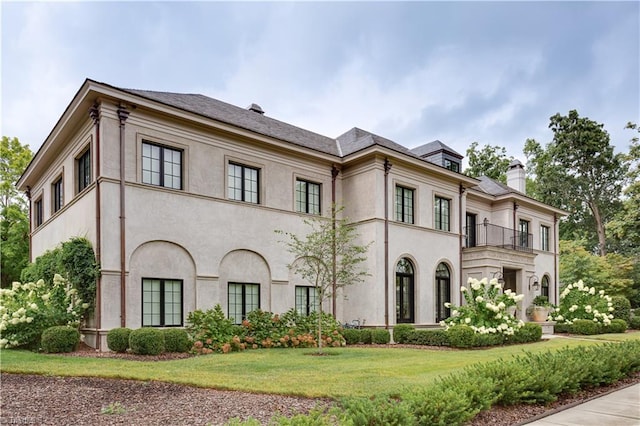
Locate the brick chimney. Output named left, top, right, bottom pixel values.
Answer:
left=506, top=159, right=526, bottom=193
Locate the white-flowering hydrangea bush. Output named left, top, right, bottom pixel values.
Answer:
left=551, top=280, right=615, bottom=325
left=0, top=274, right=88, bottom=349
left=442, top=277, right=525, bottom=335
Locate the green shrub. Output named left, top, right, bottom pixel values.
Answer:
left=392, top=324, right=415, bottom=344
left=342, top=329, right=362, bottom=345
left=472, top=333, right=504, bottom=347
left=554, top=322, right=572, bottom=333
left=447, top=325, right=475, bottom=348
left=106, top=327, right=132, bottom=353
left=406, top=329, right=449, bottom=346
left=509, top=323, right=542, bottom=344
left=358, top=328, right=372, bottom=344
left=571, top=319, right=602, bottom=335
left=163, top=328, right=191, bottom=353
left=129, top=328, right=165, bottom=355
left=187, top=305, right=237, bottom=353
left=629, top=315, right=640, bottom=330
left=605, top=319, right=628, bottom=333
left=610, top=296, right=631, bottom=322
left=338, top=396, right=415, bottom=425
left=371, top=329, right=391, bottom=344
left=41, top=326, right=79, bottom=353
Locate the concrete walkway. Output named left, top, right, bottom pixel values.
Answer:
left=525, top=383, right=640, bottom=425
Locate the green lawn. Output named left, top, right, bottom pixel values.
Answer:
left=2, top=333, right=639, bottom=398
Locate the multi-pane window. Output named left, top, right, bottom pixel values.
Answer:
left=295, top=286, right=319, bottom=315
left=142, top=141, right=182, bottom=190
left=444, top=159, right=460, bottom=172
left=541, top=275, right=550, bottom=299
left=435, top=263, right=451, bottom=323
left=296, top=179, right=321, bottom=215
left=228, top=282, right=260, bottom=324
left=228, top=163, right=259, bottom=203
left=52, top=176, right=63, bottom=213
left=142, top=278, right=183, bottom=327
left=540, top=225, right=550, bottom=251
left=395, top=186, right=414, bottom=224
left=77, top=149, right=91, bottom=193
left=396, top=258, right=415, bottom=323
left=34, top=198, right=43, bottom=227
left=519, top=219, right=530, bottom=248
left=434, top=196, right=450, bottom=231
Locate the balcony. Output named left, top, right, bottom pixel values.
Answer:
left=464, top=223, right=533, bottom=253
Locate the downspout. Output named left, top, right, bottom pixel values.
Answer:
left=331, top=165, right=339, bottom=318
left=459, top=185, right=465, bottom=289
left=553, top=213, right=558, bottom=305
left=117, top=106, right=129, bottom=328
left=89, top=104, right=102, bottom=349
left=25, top=187, right=32, bottom=262
left=513, top=202, right=518, bottom=249
left=383, top=158, right=392, bottom=329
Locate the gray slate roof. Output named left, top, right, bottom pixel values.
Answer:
left=411, top=140, right=463, bottom=159
left=119, top=87, right=341, bottom=157
left=473, top=175, right=516, bottom=196
left=336, top=127, right=418, bottom=157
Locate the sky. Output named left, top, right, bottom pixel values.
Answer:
left=1, top=1, right=638, bottom=165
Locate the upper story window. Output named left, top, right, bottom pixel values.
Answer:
left=395, top=186, right=414, bottom=224
left=142, top=141, right=182, bottom=190
left=76, top=148, right=91, bottom=193
left=540, top=225, right=550, bottom=251
left=519, top=219, right=530, bottom=248
left=296, top=179, right=321, bottom=215
left=444, top=159, right=460, bottom=172
left=52, top=176, right=63, bottom=213
left=228, top=163, right=259, bottom=204
left=34, top=197, right=43, bottom=227
left=434, top=196, right=450, bottom=231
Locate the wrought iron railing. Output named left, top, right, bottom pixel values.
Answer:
left=464, top=223, right=533, bottom=253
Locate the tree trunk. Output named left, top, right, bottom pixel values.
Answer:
left=589, top=200, right=607, bottom=256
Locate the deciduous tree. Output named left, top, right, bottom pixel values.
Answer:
left=464, top=141, right=513, bottom=183
left=276, top=207, right=370, bottom=353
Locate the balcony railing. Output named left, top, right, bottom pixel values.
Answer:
left=464, top=223, right=533, bottom=253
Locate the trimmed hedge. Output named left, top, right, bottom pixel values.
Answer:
left=611, top=296, right=631, bottom=323
left=629, top=316, right=640, bottom=330
left=571, top=319, right=601, bottom=335
left=129, top=328, right=165, bottom=355
left=107, top=327, right=132, bottom=353
left=272, top=340, right=640, bottom=425
left=163, top=328, right=191, bottom=353
left=371, top=329, right=391, bottom=344
left=607, top=319, right=628, bottom=333
left=508, top=323, right=542, bottom=344
left=41, top=326, right=79, bottom=353
left=392, top=324, right=415, bottom=344
left=447, top=325, right=475, bottom=348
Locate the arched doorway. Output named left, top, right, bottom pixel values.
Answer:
left=396, top=258, right=415, bottom=323
left=435, top=263, right=451, bottom=322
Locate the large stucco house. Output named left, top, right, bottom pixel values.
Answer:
left=17, top=79, right=564, bottom=349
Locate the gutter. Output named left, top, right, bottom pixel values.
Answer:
left=383, top=158, right=392, bottom=329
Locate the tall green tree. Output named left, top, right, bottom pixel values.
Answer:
left=524, top=110, right=627, bottom=256
left=607, top=122, right=640, bottom=256
left=464, top=141, right=513, bottom=183
left=276, top=207, right=370, bottom=353
left=1, top=136, right=33, bottom=287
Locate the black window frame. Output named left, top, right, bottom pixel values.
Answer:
left=295, top=286, right=319, bottom=315
left=541, top=275, right=550, bottom=298
left=76, top=148, right=91, bottom=193
left=395, top=185, right=415, bottom=224
left=295, top=179, right=321, bottom=215
left=34, top=197, right=43, bottom=227
left=519, top=219, right=530, bottom=248
left=141, top=278, right=183, bottom=327
left=444, top=159, right=460, bottom=173
left=434, top=196, right=450, bottom=231
left=228, top=162, right=260, bottom=204
left=228, top=282, right=260, bottom=324
left=435, top=263, right=451, bottom=322
left=395, top=258, right=415, bottom=323
left=52, top=175, right=63, bottom=213
left=141, top=140, right=183, bottom=190
left=540, top=225, right=550, bottom=251
left=465, top=213, right=477, bottom=247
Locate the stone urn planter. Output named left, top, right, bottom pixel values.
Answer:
left=532, top=306, right=551, bottom=322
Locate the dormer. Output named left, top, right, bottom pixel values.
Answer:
left=410, top=140, right=463, bottom=172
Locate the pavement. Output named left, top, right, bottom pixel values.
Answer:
left=525, top=383, right=640, bottom=425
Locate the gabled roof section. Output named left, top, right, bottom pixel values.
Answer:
left=118, top=86, right=341, bottom=157
left=411, top=140, right=463, bottom=159
left=336, top=127, right=418, bottom=157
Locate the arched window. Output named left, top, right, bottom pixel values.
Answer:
left=541, top=275, right=550, bottom=298
left=396, top=258, right=415, bottom=323
left=435, top=263, right=451, bottom=322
